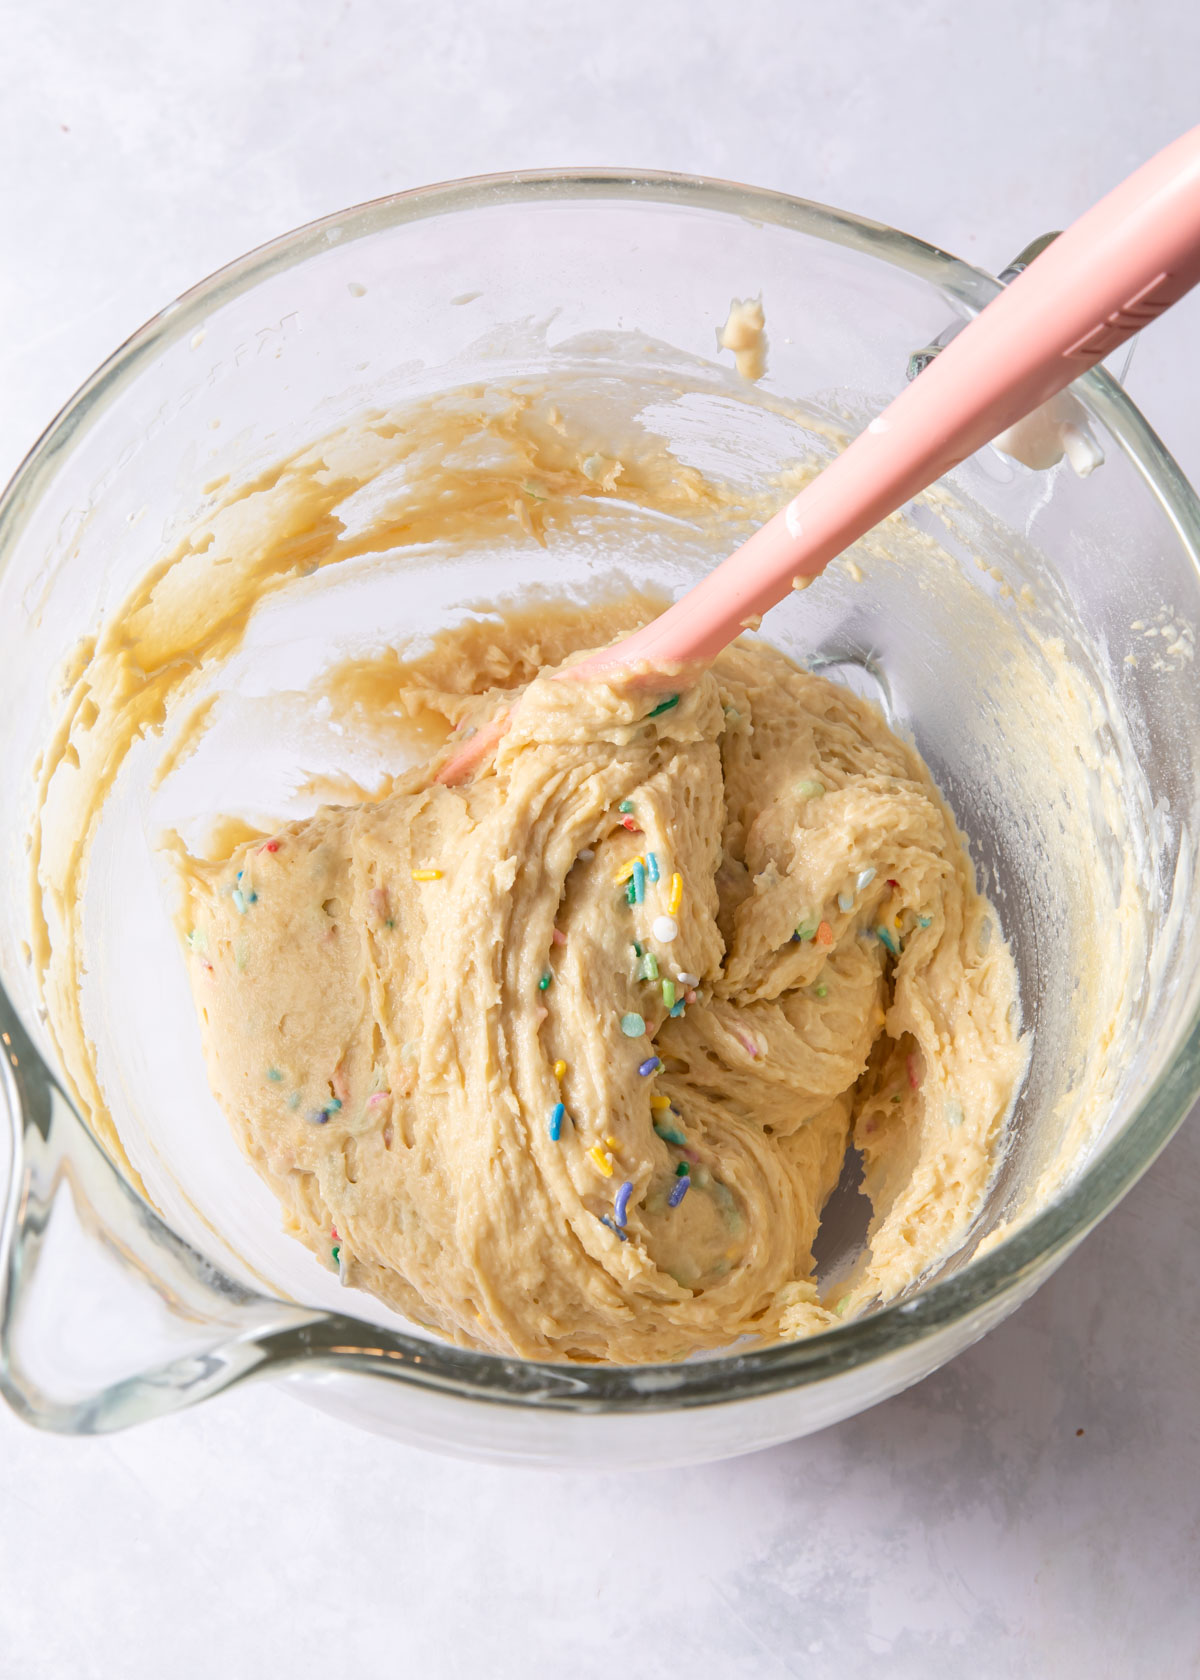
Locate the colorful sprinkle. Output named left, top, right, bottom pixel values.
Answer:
left=625, top=877, right=637, bottom=906
left=326, top=1097, right=342, bottom=1111
left=668, top=1175, right=690, bottom=1207
left=675, top=971, right=699, bottom=987
left=553, top=1059, right=567, bottom=1081
left=638, top=1056, right=662, bottom=1077
left=877, top=924, right=900, bottom=955
left=907, top=1054, right=921, bottom=1089
left=599, top=1214, right=628, bottom=1241
left=646, top=852, right=660, bottom=883
left=619, top=799, right=635, bottom=814
left=648, top=694, right=681, bottom=717
left=549, top=1102, right=565, bottom=1141
left=632, top=859, right=646, bottom=903
left=307, top=1109, right=329, bottom=1124
left=260, top=840, right=280, bottom=853
left=232, top=889, right=247, bottom=914
left=411, top=868, right=443, bottom=881
left=668, top=873, right=683, bottom=914
left=368, top=1091, right=391, bottom=1105
left=670, top=1000, right=686, bottom=1017
left=654, top=1123, right=688, bottom=1146
left=621, top=815, right=642, bottom=833
left=918, top=914, right=932, bottom=928
left=661, top=979, right=676, bottom=1009
left=579, top=848, right=595, bottom=862
left=637, top=951, right=659, bottom=981
left=650, top=1093, right=672, bottom=1111
left=605, top=1135, right=620, bottom=1151
left=266, top=1068, right=283, bottom=1083
left=792, top=920, right=816, bottom=943
left=614, top=858, right=637, bottom=883
left=620, top=1013, right=646, bottom=1037
left=675, top=1161, right=690, bottom=1176
left=614, top=1180, right=633, bottom=1227
left=838, top=891, right=854, bottom=913
left=287, top=1093, right=301, bottom=1110
left=815, top=984, right=828, bottom=997
left=538, top=971, right=553, bottom=991
left=887, top=879, right=899, bottom=889
left=331, top=1244, right=341, bottom=1265
left=796, top=779, right=825, bottom=798
left=856, top=867, right=876, bottom=890
left=632, top=941, right=643, bottom=957
left=816, top=920, right=833, bottom=946
left=588, top=1144, right=615, bottom=1177
left=652, top=915, right=679, bottom=943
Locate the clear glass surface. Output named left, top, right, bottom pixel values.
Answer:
left=1, top=171, right=1198, bottom=1467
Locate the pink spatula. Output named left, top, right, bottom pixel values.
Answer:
left=439, top=125, right=1200, bottom=784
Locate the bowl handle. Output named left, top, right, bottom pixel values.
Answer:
left=0, top=992, right=323, bottom=1434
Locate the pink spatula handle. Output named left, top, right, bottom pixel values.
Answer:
left=572, top=124, right=1200, bottom=679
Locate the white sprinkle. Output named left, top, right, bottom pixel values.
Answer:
left=838, top=891, right=854, bottom=913
left=578, top=848, right=595, bottom=861
left=856, top=867, right=876, bottom=891
left=675, top=971, right=699, bottom=987
left=652, top=916, right=679, bottom=943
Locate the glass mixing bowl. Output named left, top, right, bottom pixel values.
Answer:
left=1, top=172, right=1198, bottom=1468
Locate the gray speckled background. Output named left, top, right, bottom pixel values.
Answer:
left=2, top=4, right=1198, bottom=1673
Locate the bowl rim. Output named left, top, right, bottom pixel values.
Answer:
left=4, top=165, right=1199, bottom=1415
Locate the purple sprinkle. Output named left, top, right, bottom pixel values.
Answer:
left=668, top=1176, right=690, bottom=1208
left=307, top=1109, right=329, bottom=1125
left=614, top=1180, right=633, bottom=1228
left=599, top=1214, right=629, bottom=1242
left=638, top=1056, right=662, bottom=1077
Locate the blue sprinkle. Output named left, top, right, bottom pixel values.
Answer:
left=638, top=1056, right=662, bottom=1077
left=236, top=870, right=243, bottom=882
left=646, top=852, right=660, bottom=883
left=918, top=914, right=932, bottom=928
left=327, top=1097, right=342, bottom=1111
left=632, top=859, right=646, bottom=904
left=668, top=1176, right=690, bottom=1208
left=877, top=925, right=900, bottom=956
left=549, top=1101, right=565, bottom=1141
left=669, top=1000, right=686, bottom=1017
left=599, top=1214, right=629, bottom=1242
left=653, top=1123, right=688, bottom=1146
left=232, top=889, right=247, bottom=914
left=614, top=1180, right=633, bottom=1228
left=248, top=891, right=258, bottom=904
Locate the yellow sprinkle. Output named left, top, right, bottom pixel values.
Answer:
left=649, top=1094, right=671, bottom=1112
left=613, top=859, right=637, bottom=884
left=553, top=1059, right=567, bottom=1081
left=605, top=1134, right=620, bottom=1151
left=588, top=1145, right=614, bottom=1177
left=895, top=914, right=903, bottom=928
left=411, top=868, right=443, bottom=881
left=668, top=872, right=683, bottom=914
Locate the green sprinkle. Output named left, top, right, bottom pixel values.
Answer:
left=620, top=1013, right=645, bottom=1037
left=891, top=1093, right=903, bottom=1103
left=632, top=941, right=643, bottom=958
left=185, top=928, right=207, bottom=953
left=618, top=799, right=635, bottom=813
left=538, top=971, right=553, bottom=990
left=835, top=1296, right=851, bottom=1317
left=331, top=1245, right=341, bottom=1265
left=654, top=1123, right=688, bottom=1146
left=267, top=1068, right=283, bottom=1082
left=625, top=878, right=636, bottom=905
left=661, top=979, right=676, bottom=1009
left=918, top=914, right=932, bottom=928
left=815, top=984, right=828, bottom=998
left=796, top=779, right=825, bottom=799
left=648, top=694, right=680, bottom=718
left=327, top=1097, right=342, bottom=1111
left=675, top=1161, right=690, bottom=1177
left=637, top=951, right=659, bottom=981
left=522, top=480, right=547, bottom=501
left=232, top=889, right=247, bottom=914
left=794, top=919, right=817, bottom=942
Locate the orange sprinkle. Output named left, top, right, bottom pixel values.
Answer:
left=668, top=872, right=683, bottom=914
left=411, top=868, right=443, bottom=882
left=816, top=920, right=833, bottom=946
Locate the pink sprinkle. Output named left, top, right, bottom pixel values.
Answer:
left=368, top=1092, right=391, bottom=1106
left=907, top=1054, right=921, bottom=1090
left=679, top=1146, right=700, bottom=1163
left=551, top=927, right=567, bottom=946
left=620, top=816, right=642, bottom=833
left=887, top=878, right=899, bottom=889
left=331, top=1226, right=339, bottom=1239
left=736, top=1032, right=759, bottom=1058
left=686, top=989, right=697, bottom=1005
left=258, top=840, right=280, bottom=853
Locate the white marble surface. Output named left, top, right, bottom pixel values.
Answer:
left=2, top=3, right=1199, bottom=1673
